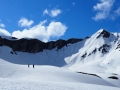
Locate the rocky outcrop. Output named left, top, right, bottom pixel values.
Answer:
left=108, top=76, right=118, bottom=80
left=98, top=44, right=110, bottom=53
left=0, top=36, right=82, bottom=53
left=97, top=30, right=110, bottom=38
left=81, top=52, right=87, bottom=59
left=116, top=44, right=120, bottom=49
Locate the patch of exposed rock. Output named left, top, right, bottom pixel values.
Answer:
left=97, top=30, right=110, bottom=38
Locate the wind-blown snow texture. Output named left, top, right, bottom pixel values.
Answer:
left=0, top=29, right=120, bottom=90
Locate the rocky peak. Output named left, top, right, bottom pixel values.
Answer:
left=96, top=29, right=110, bottom=38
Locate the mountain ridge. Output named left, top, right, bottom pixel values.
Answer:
left=0, top=36, right=82, bottom=53
left=0, top=29, right=120, bottom=75
left=0, top=29, right=111, bottom=53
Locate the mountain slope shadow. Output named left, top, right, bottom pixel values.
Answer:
left=0, top=37, right=84, bottom=67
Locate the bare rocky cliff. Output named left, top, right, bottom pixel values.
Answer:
left=0, top=36, right=82, bottom=53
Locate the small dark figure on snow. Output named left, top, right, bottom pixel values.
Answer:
left=33, top=64, right=34, bottom=68
left=28, top=64, right=30, bottom=68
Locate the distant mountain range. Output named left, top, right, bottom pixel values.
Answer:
left=0, top=29, right=120, bottom=75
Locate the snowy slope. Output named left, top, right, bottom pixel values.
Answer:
left=62, top=29, right=120, bottom=72
left=0, top=29, right=120, bottom=89
left=0, top=58, right=120, bottom=90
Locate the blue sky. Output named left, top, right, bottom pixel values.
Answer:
left=0, top=0, right=120, bottom=42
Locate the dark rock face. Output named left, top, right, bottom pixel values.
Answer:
left=77, top=72, right=101, bottom=78
left=88, top=44, right=110, bottom=56
left=88, top=48, right=97, bottom=56
left=85, top=36, right=90, bottom=39
left=81, top=52, right=87, bottom=59
left=97, top=30, right=110, bottom=38
left=108, top=76, right=118, bottom=80
left=116, top=44, right=120, bottom=49
left=53, top=39, right=67, bottom=51
left=0, top=36, right=82, bottom=53
left=98, top=44, right=109, bottom=53
left=67, top=38, right=83, bottom=44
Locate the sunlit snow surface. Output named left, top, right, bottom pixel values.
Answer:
left=0, top=61, right=120, bottom=90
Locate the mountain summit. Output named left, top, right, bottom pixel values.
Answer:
left=96, top=29, right=110, bottom=38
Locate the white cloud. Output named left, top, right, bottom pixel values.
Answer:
left=43, top=9, right=49, bottom=15
left=0, top=19, right=67, bottom=42
left=12, top=20, right=67, bottom=42
left=72, top=2, right=75, bottom=6
left=0, top=23, right=5, bottom=28
left=47, top=22, right=67, bottom=37
left=43, top=8, right=62, bottom=17
left=115, top=7, right=120, bottom=15
left=18, top=17, right=34, bottom=27
left=92, top=0, right=114, bottom=21
left=0, top=28, right=11, bottom=36
left=110, top=7, right=120, bottom=20
left=51, top=9, right=61, bottom=17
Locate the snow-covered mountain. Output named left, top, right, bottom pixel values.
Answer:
left=0, top=29, right=120, bottom=89
left=0, top=29, right=120, bottom=72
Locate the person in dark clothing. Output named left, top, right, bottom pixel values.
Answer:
left=33, top=64, right=34, bottom=68
left=28, top=64, right=30, bottom=68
